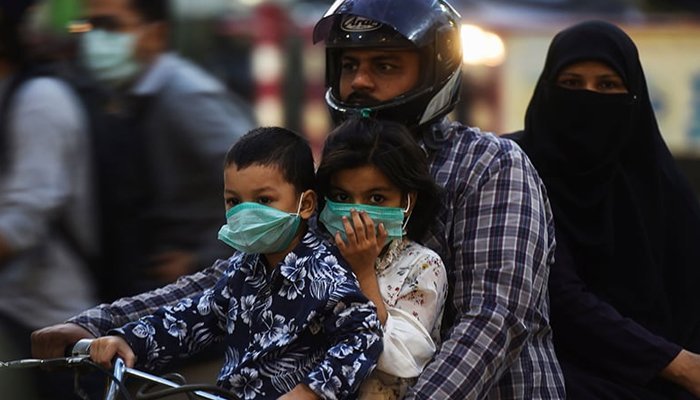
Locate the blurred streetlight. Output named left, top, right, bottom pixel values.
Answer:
left=460, top=23, right=505, bottom=67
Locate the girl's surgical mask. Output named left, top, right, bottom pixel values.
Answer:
left=217, top=195, right=305, bottom=254
left=319, top=197, right=411, bottom=242
left=80, top=29, right=141, bottom=87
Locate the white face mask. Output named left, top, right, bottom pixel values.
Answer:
left=80, top=29, right=142, bottom=87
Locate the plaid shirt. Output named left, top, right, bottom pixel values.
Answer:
left=70, top=119, right=565, bottom=399
left=404, top=121, right=565, bottom=399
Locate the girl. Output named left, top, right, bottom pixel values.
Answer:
left=316, top=117, right=448, bottom=399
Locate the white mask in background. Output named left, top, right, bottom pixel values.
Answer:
left=80, top=29, right=141, bottom=88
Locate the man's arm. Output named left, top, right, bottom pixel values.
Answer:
left=408, top=147, right=557, bottom=398
left=31, top=257, right=230, bottom=358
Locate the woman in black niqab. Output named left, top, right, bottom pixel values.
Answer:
left=509, top=20, right=700, bottom=399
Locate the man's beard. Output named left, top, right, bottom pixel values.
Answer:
left=345, top=92, right=382, bottom=106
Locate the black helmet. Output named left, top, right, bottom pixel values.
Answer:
left=313, top=0, right=463, bottom=129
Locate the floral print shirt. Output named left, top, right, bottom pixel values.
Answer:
left=113, top=231, right=383, bottom=400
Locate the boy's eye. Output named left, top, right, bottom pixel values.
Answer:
left=225, top=197, right=240, bottom=207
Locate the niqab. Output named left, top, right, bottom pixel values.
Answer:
left=514, top=20, right=700, bottom=348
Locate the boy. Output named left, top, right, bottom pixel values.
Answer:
left=89, top=127, right=383, bottom=400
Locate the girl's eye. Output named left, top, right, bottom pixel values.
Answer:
left=257, top=197, right=272, bottom=205
left=331, top=192, right=350, bottom=202
left=369, top=194, right=385, bottom=204
left=225, top=197, right=240, bottom=207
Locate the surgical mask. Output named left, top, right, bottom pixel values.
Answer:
left=319, top=197, right=411, bottom=242
left=80, top=29, right=141, bottom=87
left=217, top=196, right=304, bottom=254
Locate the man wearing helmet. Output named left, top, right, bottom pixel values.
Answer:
left=313, top=0, right=566, bottom=398
left=32, top=0, right=565, bottom=398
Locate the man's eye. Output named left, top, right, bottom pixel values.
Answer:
left=341, top=61, right=357, bottom=72
left=378, top=63, right=397, bottom=72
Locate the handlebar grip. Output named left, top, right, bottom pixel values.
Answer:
left=69, top=338, right=94, bottom=357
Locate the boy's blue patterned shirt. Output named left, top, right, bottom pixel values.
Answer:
left=111, top=231, right=382, bottom=400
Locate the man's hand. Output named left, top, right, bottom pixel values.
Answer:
left=89, top=336, right=136, bottom=369
left=661, top=349, right=700, bottom=397
left=31, top=323, right=95, bottom=359
left=278, top=383, right=320, bottom=399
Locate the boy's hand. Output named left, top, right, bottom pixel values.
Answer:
left=89, top=336, right=136, bottom=369
left=278, top=383, right=320, bottom=399
left=333, top=209, right=388, bottom=281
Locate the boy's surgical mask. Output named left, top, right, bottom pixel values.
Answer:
left=80, top=29, right=141, bottom=87
left=319, top=197, right=411, bottom=242
left=218, top=196, right=304, bottom=254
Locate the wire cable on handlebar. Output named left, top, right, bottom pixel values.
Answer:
left=134, top=383, right=239, bottom=400
left=78, top=359, right=136, bottom=400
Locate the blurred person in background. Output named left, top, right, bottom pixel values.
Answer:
left=0, top=0, right=98, bottom=397
left=506, top=20, right=700, bottom=399
left=76, top=0, right=255, bottom=301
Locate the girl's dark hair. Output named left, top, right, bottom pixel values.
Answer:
left=316, top=117, right=442, bottom=241
left=224, top=127, right=315, bottom=193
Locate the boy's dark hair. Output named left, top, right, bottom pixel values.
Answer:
left=225, top=127, right=315, bottom=193
left=129, top=0, right=170, bottom=22
left=316, top=117, right=442, bottom=241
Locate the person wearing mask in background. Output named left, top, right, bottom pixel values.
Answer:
left=506, top=20, right=700, bottom=399
left=79, top=0, right=254, bottom=301
left=33, top=1, right=565, bottom=398
left=0, top=1, right=98, bottom=398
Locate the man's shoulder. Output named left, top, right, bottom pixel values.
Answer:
left=432, top=121, right=530, bottom=178
left=445, top=122, right=522, bottom=158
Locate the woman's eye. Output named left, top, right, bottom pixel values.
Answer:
left=557, top=78, right=580, bottom=88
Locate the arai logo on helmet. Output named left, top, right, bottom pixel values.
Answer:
left=341, top=16, right=382, bottom=32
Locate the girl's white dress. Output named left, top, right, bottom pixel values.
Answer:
left=358, top=238, right=448, bottom=399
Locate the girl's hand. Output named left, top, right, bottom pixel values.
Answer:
left=334, top=209, right=388, bottom=280
left=333, top=209, right=389, bottom=324
left=89, top=336, right=136, bottom=369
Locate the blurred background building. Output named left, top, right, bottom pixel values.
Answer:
left=46, top=0, right=700, bottom=192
